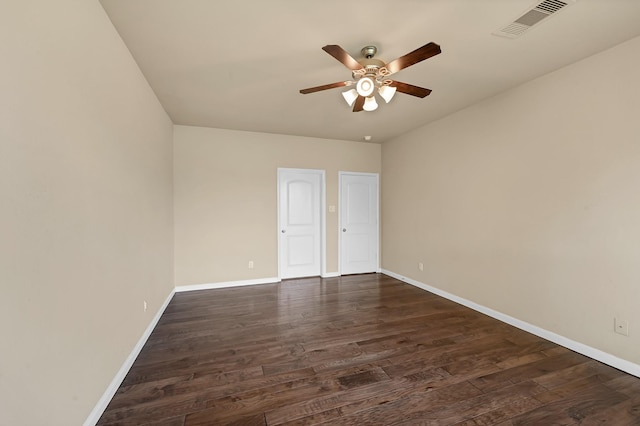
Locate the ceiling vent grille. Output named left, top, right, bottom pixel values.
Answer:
left=493, top=0, right=572, bottom=39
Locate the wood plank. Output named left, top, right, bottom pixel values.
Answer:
left=510, top=382, right=628, bottom=424
left=96, top=274, right=640, bottom=425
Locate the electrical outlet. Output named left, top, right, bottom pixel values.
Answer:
left=614, top=317, right=629, bottom=336
left=143, top=300, right=148, bottom=312
left=248, top=261, right=254, bottom=269
left=418, top=262, right=424, bottom=271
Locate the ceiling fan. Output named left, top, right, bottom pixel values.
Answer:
left=300, top=42, right=441, bottom=112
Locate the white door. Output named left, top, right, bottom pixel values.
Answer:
left=278, top=169, right=324, bottom=279
left=340, top=172, right=379, bottom=275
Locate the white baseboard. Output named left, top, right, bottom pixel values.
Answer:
left=321, top=272, right=340, bottom=278
left=381, top=269, right=640, bottom=378
left=83, top=288, right=176, bottom=426
left=175, top=276, right=280, bottom=292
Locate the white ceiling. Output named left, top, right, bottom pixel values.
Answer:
left=99, top=0, right=640, bottom=143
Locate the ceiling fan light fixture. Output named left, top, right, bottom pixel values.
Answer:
left=356, top=77, right=375, bottom=97
left=378, top=85, right=397, bottom=103
left=363, top=96, right=378, bottom=111
left=341, top=89, right=358, bottom=106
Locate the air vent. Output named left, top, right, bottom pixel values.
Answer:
left=493, top=0, right=572, bottom=39
left=536, top=0, right=568, bottom=14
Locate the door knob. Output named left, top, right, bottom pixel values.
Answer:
left=342, top=228, right=346, bottom=232
left=281, top=229, right=286, bottom=233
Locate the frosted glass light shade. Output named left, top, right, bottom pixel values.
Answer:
left=378, top=85, right=397, bottom=103
left=356, top=77, right=375, bottom=97
left=363, top=96, right=378, bottom=111
left=341, top=89, right=358, bottom=106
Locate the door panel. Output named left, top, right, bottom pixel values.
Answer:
left=287, top=235, right=315, bottom=265
left=340, top=173, right=379, bottom=275
left=279, top=169, right=323, bottom=279
left=346, top=234, right=370, bottom=263
left=288, top=181, right=314, bottom=225
left=347, top=182, right=371, bottom=224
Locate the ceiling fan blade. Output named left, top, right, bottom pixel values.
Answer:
left=322, top=45, right=364, bottom=71
left=384, top=42, right=441, bottom=75
left=353, top=95, right=365, bottom=112
left=299, top=81, right=351, bottom=94
left=389, top=81, right=432, bottom=98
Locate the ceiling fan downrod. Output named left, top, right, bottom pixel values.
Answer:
left=361, top=45, right=377, bottom=59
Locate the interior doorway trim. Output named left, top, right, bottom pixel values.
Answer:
left=277, top=168, right=326, bottom=279
left=339, top=171, right=380, bottom=276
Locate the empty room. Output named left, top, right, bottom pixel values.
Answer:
left=2, top=0, right=640, bottom=425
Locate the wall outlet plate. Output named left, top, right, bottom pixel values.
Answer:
left=614, top=317, right=629, bottom=336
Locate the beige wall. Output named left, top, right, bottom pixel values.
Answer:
left=0, top=2, right=174, bottom=425
left=382, top=35, right=640, bottom=365
left=174, top=125, right=381, bottom=286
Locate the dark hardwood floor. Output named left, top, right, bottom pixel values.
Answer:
left=97, top=274, right=640, bottom=425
